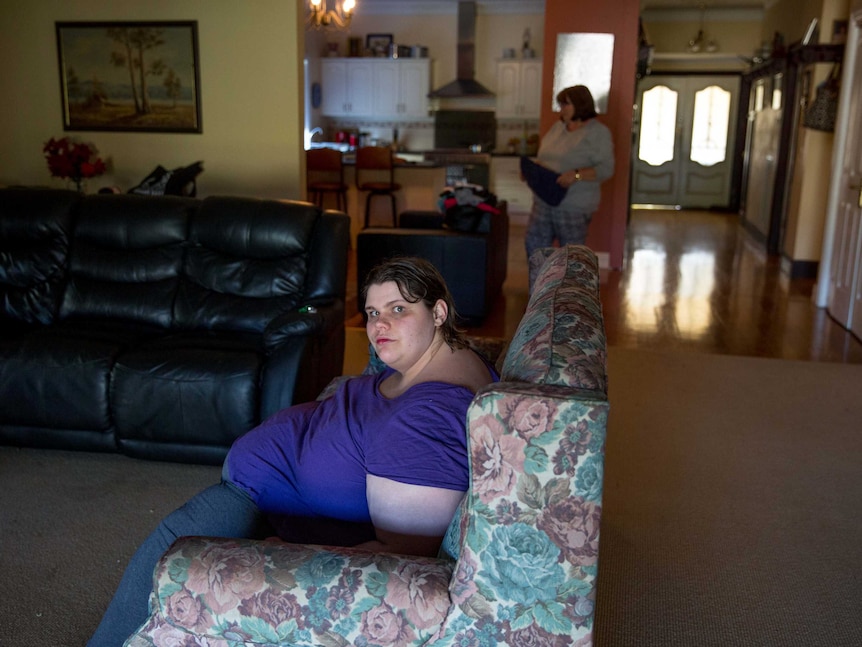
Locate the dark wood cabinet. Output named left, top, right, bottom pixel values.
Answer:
left=739, top=44, right=843, bottom=257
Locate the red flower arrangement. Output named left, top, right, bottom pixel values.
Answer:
left=43, top=136, right=107, bottom=192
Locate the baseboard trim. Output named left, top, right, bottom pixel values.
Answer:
left=781, top=256, right=819, bottom=280
left=597, top=251, right=610, bottom=269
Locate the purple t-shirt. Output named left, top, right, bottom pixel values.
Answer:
left=226, top=368, right=487, bottom=523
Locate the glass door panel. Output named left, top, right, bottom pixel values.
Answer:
left=639, top=85, right=678, bottom=166
left=690, top=85, right=730, bottom=167
left=632, top=75, right=739, bottom=208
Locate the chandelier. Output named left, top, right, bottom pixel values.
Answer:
left=307, top=0, right=356, bottom=30
left=686, top=4, right=718, bottom=54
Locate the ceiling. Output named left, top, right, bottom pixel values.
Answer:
left=358, top=0, right=769, bottom=10
left=641, top=0, right=766, bottom=8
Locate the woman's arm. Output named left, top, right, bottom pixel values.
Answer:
left=557, top=123, right=615, bottom=187
left=358, top=474, right=465, bottom=557
left=589, top=124, right=615, bottom=181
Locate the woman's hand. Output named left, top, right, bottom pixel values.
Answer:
left=359, top=475, right=465, bottom=557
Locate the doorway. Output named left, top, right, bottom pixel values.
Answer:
left=825, top=9, right=862, bottom=340
left=631, top=75, right=740, bottom=209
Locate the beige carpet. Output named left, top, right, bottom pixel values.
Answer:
left=2, top=348, right=861, bottom=646
left=596, top=348, right=862, bottom=646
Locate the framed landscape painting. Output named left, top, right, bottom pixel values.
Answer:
left=56, top=21, right=202, bottom=133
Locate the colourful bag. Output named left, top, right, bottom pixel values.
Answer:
left=803, top=64, right=841, bottom=133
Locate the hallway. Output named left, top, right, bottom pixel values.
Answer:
left=462, top=206, right=862, bottom=363
left=345, top=207, right=862, bottom=373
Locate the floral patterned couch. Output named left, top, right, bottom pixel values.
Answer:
left=125, top=244, right=609, bottom=647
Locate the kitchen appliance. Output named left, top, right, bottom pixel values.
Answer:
left=424, top=150, right=491, bottom=188
left=433, top=110, right=496, bottom=151
left=428, top=1, right=494, bottom=98
left=427, top=109, right=496, bottom=188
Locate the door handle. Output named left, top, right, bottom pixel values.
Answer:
left=852, top=184, right=862, bottom=208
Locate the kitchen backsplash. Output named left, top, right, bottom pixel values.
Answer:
left=324, top=116, right=539, bottom=153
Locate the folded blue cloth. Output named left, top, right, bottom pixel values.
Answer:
left=520, top=156, right=567, bottom=206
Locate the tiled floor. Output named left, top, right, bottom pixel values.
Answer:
left=343, top=208, right=862, bottom=373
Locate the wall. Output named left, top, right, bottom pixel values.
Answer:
left=766, top=0, right=849, bottom=266
left=305, top=2, right=546, bottom=152
left=642, top=6, right=763, bottom=72
left=316, top=3, right=545, bottom=97
left=542, top=0, right=639, bottom=270
left=0, top=0, right=305, bottom=200
left=762, top=0, right=824, bottom=45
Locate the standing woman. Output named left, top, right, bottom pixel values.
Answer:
left=525, top=84, right=614, bottom=285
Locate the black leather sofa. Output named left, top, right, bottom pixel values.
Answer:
left=355, top=201, right=509, bottom=324
left=0, top=188, right=349, bottom=465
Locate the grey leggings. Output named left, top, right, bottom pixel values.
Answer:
left=87, top=466, right=272, bottom=647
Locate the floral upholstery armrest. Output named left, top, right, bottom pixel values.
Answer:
left=126, top=537, right=455, bottom=647
left=504, top=245, right=607, bottom=393
left=438, top=384, right=609, bottom=645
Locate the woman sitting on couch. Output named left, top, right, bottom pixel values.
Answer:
left=88, top=256, right=499, bottom=646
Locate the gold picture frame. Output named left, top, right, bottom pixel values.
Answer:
left=55, top=21, right=202, bottom=133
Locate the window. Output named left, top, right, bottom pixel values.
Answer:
left=690, top=85, right=730, bottom=166
left=638, top=85, right=678, bottom=166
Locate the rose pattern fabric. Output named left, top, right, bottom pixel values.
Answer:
left=435, top=387, right=608, bottom=645
left=127, top=540, right=455, bottom=647
left=126, top=245, right=609, bottom=647
left=502, top=245, right=607, bottom=394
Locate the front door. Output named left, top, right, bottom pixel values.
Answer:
left=631, top=75, right=739, bottom=209
left=827, top=9, right=862, bottom=339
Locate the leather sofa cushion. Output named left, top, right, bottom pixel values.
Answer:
left=0, top=318, right=162, bottom=433
left=0, top=188, right=78, bottom=327
left=356, top=229, right=491, bottom=323
left=60, top=194, right=194, bottom=327
left=174, top=197, right=319, bottom=332
left=400, top=209, right=493, bottom=234
left=113, top=330, right=263, bottom=462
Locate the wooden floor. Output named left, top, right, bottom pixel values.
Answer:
left=344, top=208, right=862, bottom=373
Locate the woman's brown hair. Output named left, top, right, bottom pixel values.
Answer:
left=557, top=84, right=598, bottom=121
left=361, top=256, right=467, bottom=349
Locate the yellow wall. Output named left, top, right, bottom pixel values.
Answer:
left=320, top=8, right=546, bottom=98
left=785, top=129, right=835, bottom=260
left=0, top=0, right=305, bottom=200
left=765, top=0, right=849, bottom=263
left=762, top=0, right=824, bottom=44
left=644, top=19, right=762, bottom=57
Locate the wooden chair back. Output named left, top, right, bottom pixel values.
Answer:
left=306, top=148, right=344, bottom=184
left=355, top=146, right=395, bottom=189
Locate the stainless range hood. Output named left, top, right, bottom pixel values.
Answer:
left=429, top=1, right=494, bottom=98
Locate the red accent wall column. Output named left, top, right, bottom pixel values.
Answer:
left=541, top=0, right=640, bottom=270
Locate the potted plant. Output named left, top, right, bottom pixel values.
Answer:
left=43, top=136, right=106, bottom=193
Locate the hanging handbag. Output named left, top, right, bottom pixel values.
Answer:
left=803, top=64, right=841, bottom=132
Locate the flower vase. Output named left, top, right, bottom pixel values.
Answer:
left=68, top=178, right=86, bottom=194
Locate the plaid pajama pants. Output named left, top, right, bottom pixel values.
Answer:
left=525, top=199, right=593, bottom=287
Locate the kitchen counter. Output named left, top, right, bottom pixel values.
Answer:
left=341, top=158, right=440, bottom=168
left=307, top=161, right=446, bottom=244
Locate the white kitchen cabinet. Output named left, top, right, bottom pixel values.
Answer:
left=373, top=59, right=431, bottom=117
left=496, top=60, right=543, bottom=119
left=321, top=58, right=430, bottom=118
left=491, top=156, right=533, bottom=221
left=320, top=58, right=374, bottom=116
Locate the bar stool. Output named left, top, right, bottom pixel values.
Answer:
left=355, top=146, right=401, bottom=228
left=306, top=148, right=348, bottom=212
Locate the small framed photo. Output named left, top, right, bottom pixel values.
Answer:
left=366, top=33, right=393, bottom=56
left=832, top=20, right=848, bottom=44
left=55, top=21, right=202, bottom=133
